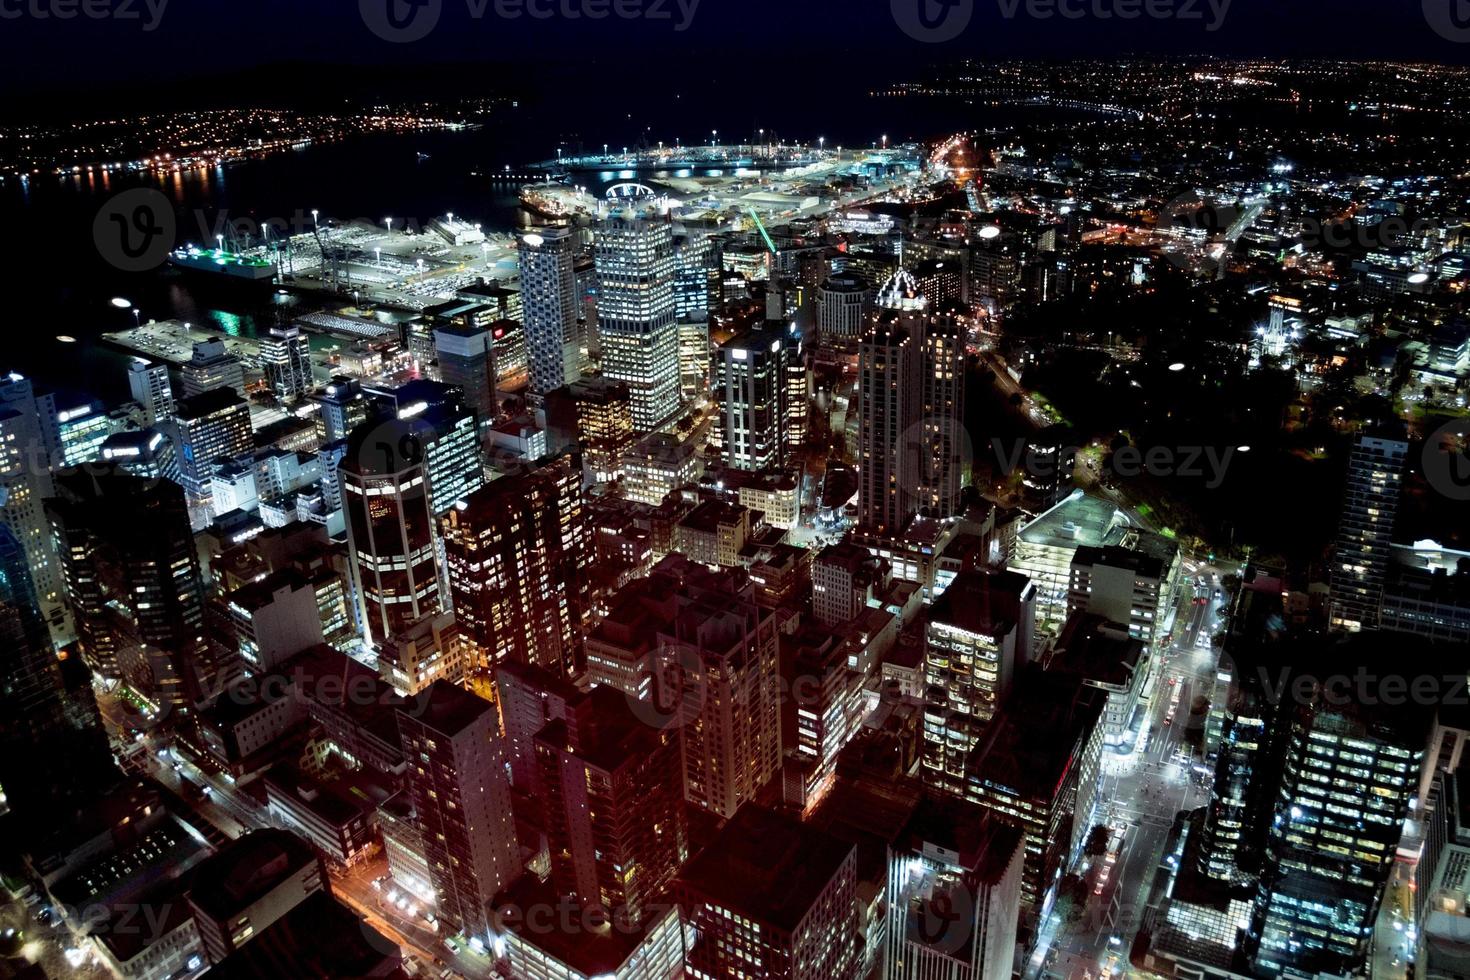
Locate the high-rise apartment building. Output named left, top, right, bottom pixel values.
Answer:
left=1331, top=433, right=1408, bottom=632
left=543, top=377, right=635, bottom=483
left=858, top=267, right=964, bottom=532
left=785, top=334, right=810, bottom=451
left=395, top=681, right=519, bottom=941
left=519, top=228, right=582, bottom=400
left=964, top=671, right=1105, bottom=912
left=858, top=315, right=921, bottom=534
left=596, top=204, right=681, bottom=432
left=917, top=314, right=965, bottom=518
left=816, top=273, right=871, bottom=340
left=440, top=454, right=587, bottom=679
left=0, top=521, right=109, bottom=824
left=432, top=321, right=496, bottom=422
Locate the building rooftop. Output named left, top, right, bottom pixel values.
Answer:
left=679, top=803, right=854, bottom=932
left=928, top=568, right=1031, bottom=639
left=967, top=669, right=1105, bottom=801
left=175, top=386, right=247, bottom=421
left=898, top=794, right=1026, bottom=884
left=1072, top=543, right=1166, bottom=580
left=187, top=829, right=319, bottom=923
left=1017, top=491, right=1128, bottom=549
left=227, top=567, right=311, bottom=613
left=203, top=891, right=407, bottom=979
left=493, top=873, right=676, bottom=977
left=399, top=679, right=495, bottom=738
left=1049, top=612, right=1146, bottom=690
left=678, top=499, right=750, bottom=534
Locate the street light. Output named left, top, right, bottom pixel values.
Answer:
left=385, top=217, right=393, bottom=234
left=311, top=208, right=319, bottom=227
left=131, top=308, right=140, bottom=329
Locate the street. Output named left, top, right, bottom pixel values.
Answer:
left=1027, top=564, right=1228, bottom=980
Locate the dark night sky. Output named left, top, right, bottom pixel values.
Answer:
left=2, top=0, right=1469, bottom=117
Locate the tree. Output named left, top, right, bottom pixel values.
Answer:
left=1084, top=824, right=1111, bottom=857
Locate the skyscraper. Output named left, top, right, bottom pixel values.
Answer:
left=310, top=376, right=372, bottom=444
left=47, top=465, right=218, bottom=708
left=855, top=270, right=971, bottom=524
left=440, top=454, right=586, bottom=680
left=175, top=388, right=253, bottom=523
left=339, top=419, right=442, bottom=648
left=432, top=321, right=496, bottom=422
left=677, top=804, right=858, bottom=980
left=595, top=203, right=681, bottom=432
left=785, top=333, right=810, bottom=451
left=0, top=376, right=68, bottom=641
left=0, top=522, right=103, bottom=820
left=259, top=324, right=312, bottom=400
left=181, top=336, right=246, bottom=399
left=655, top=563, right=781, bottom=819
left=1248, top=638, right=1427, bottom=977
left=858, top=301, right=921, bottom=534
left=534, top=685, right=687, bottom=928
left=1331, top=433, right=1408, bottom=632
left=519, top=227, right=582, bottom=400
left=885, top=795, right=1025, bottom=980
left=543, top=377, right=634, bottom=483
left=126, top=357, right=174, bottom=427
left=921, top=568, right=1035, bottom=797
left=918, top=314, right=966, bottom=518
left=712, top=325, right=788, bottom=471
left=395, top=681, right=518, bottom=941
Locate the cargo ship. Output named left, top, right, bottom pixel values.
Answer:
left=167, top=244, right=277, bottom=284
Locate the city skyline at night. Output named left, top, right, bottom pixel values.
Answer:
left=1, top=6, right=1469, bottom=980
